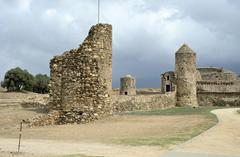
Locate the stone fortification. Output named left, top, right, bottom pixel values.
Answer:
left=161, top=71, right=176, bottom=94
left=198, top=92, right=240, bottom=106
left=112, top=93, right=176, bottom=113
left=120, top=75, right=137, bottom=95
left=175, top=44, right=198, bottom=107
left=198, top=67, right=238, bottom=81
left=49, top=24, right=112, bottom=124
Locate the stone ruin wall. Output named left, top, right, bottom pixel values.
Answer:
left=47, top=23, right=176, bottom=125
left=196, top=68, right=240, bottom=106
left=197, top=81, right=240, bottom=93
left=198, top=92, right=240, bottom=106
left=161, top=71, right=176, bottom=94
left=198, top=67, right=238, bottom=81
left=197, top=81, right=240, bottom=106
left=45, top=23, right=240, bottom=126
left=112, top=92, right=176, bottom=113
left=49, top=24, right=112, bottom=124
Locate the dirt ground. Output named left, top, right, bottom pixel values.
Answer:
left=0, top=91, right=209, bottom=157
left=173, top=108, right=240, bottom=156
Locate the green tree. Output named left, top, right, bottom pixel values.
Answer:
left=1, top=81, right=5, bottom=88
left=33, top=74, right=50, bottom=94
left=3, top=67, right=35, bottom=92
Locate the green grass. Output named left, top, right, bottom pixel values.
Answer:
left=115, top=106, right=222, bottom=147
left=124, top=106, right=221, bottom=116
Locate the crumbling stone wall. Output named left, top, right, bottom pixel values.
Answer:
left=198, top=67, right=238, bottom=81
left=161, top=71, right=176, bottom=94
left=175, top=44, right=198, bottom=107
left=49, top=24, right=112, bottom=124
left=112, top=93, right=176, bottom=113
left=197, top=81, right=240, bottom=93
left=198, top=92, right=240, bottom=106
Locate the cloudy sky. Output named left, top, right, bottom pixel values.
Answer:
left=0, top=0, right=240, bottom=87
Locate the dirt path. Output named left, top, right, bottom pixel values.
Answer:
left=0, top=138, right=166, bottom=157
left=171, top=108, right=240, bottom=156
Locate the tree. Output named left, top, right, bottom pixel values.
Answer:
left=33, top=74, right=50, bottom=94
left=1, top=81, right=5, bottom=88
left=3, top=67, right=35, bottom=92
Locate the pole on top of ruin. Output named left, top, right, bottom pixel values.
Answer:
left=98, top=0, right=100, bottom=23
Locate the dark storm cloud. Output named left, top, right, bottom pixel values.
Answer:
left=0, top=0, right=239, bottom=88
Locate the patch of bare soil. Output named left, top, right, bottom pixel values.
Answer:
left=0, top=91, right=208, bottom=157
left=174, top=108, right=240, bottom=156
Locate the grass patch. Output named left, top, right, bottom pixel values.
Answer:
left=238, top=110, right=240, bottom=114
left=124, top=106, right=221, bottom=116
left=116, top=106, right=222, bottom=147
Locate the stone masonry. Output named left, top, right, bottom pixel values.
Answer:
left=175, top=44, right=198, bottom=107
left=161, top=71, right=176, bottom=94
left=42, top=23, right=239, bottom=126
left=49, top=24, right=112, bottom=124
left=120, top=75, right=137, bottom=95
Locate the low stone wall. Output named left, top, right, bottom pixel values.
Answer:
left=197, top=81, right=240, bottom=93
left=198, top=92, right=240, bottom=106
left=112, top=93, right=176, bottom=113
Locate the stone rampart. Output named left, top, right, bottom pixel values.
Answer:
left=198, top=92, right=240, bottom=106
left=112, top=93, right=176, bottom=113
left=197, top=81, right=240, bottom=93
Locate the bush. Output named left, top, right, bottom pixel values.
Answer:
left=1, top=81, right=5, bottom=88
left=33, top=74, right=50, bottom=94
left=3, top=67, right=35, bottom=92
left=3, top=67, right=50, bottom=93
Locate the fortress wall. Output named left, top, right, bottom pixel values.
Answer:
left=200, top=72, right=237, bottom=81
left=197, top=81, right=240, bottom=93
left=49, top=24, right=112, bottom=124
left=198, top=92, right=240, bottom=106
left=112, top=93, right=176, bottom=113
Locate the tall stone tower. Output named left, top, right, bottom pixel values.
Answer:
left=49, top=24, right=112, bottom=124
left=120, top=75, right=137, bottom=95
left=175, top=44, right=198, bottom=107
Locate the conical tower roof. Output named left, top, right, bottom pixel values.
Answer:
left=176, top=44, right=195, bottom=54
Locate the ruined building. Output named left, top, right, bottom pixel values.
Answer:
left=49, top=24, right=112, bottom=124
left=161, top=46, right=240, bottom=106
left=47, top=23, right=239, bottom=125
left=161, top=71, right=176, bottom=94
left=120, top=75, right=137, bottom=95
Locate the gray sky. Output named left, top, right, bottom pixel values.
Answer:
left=0, top=0, right=240, bottom=87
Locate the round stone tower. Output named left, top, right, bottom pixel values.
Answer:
left=120, top=75, right=136, bottom=96
left=175, top=44, right=198, bottom=107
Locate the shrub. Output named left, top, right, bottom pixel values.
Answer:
left=3, top=67, right=35, bottom=92
left=33, top=74, right=50, bottom=94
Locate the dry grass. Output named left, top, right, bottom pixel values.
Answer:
left=116, top=107, right=220, bottom=147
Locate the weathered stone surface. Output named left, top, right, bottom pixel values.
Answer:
left=175, top=44, right=198, bottom=107
left=161, top=71, right=176, bottom=94
left=48, top=24, right=112, bottom=124
left=198, top=93, right=240, bottom=106
left=112, top=92, right=176, bottom=113
left=120, top=75, right=137, bottom=96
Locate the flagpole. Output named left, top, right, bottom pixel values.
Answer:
left=98, top=0, right=100, bottom=23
